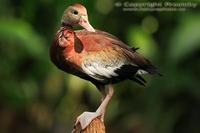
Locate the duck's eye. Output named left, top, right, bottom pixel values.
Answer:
left=73, top=10, right=78, bottom=15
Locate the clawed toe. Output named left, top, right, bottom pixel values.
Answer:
left=75, top=112, right=102, bottom=130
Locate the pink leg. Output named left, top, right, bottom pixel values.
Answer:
left=75, top=84, right=114, bottom=129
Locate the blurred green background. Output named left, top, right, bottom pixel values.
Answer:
left=0, top=0, right=200, bottom=133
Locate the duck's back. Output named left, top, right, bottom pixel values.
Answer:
left=74, top=30, right=160, bottom=85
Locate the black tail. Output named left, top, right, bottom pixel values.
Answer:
left=145, top=65, right=162, bottom=76
left=140, top=59, right=162, bottom=76
left=129, top=74, right=146, bottom=86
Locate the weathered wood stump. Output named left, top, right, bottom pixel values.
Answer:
left=71, top=117, right=105, bottom=133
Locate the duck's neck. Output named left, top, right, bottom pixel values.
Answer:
left=61, top=23, right=73, bottom=30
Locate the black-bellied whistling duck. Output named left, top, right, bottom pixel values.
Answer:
left=50, top=3, right=161, bottom=130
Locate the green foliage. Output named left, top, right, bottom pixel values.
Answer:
left=0, top=19, right=45, bottom=56
left=169, top=14, right=200, bottom=63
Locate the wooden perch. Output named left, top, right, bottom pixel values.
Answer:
left=71, top=117, right=105, bottom=133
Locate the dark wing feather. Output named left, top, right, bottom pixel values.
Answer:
left=136, top=74, right=146, bottom=83
left=131, top=47, right=140, bottom=51
left=130, top=77, right=146, bottom=86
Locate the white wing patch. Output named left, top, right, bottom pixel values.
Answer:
left=81, top=62, right=123, bottom=81
left=136, top=69, right=148, bottom=75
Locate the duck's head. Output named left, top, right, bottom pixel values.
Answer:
left=61, top=3, right=95, bottom=32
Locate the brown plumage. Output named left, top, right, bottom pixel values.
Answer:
left=50, top=3, right=160, bottom=129
left=50, top=27, right=159, bottom=87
